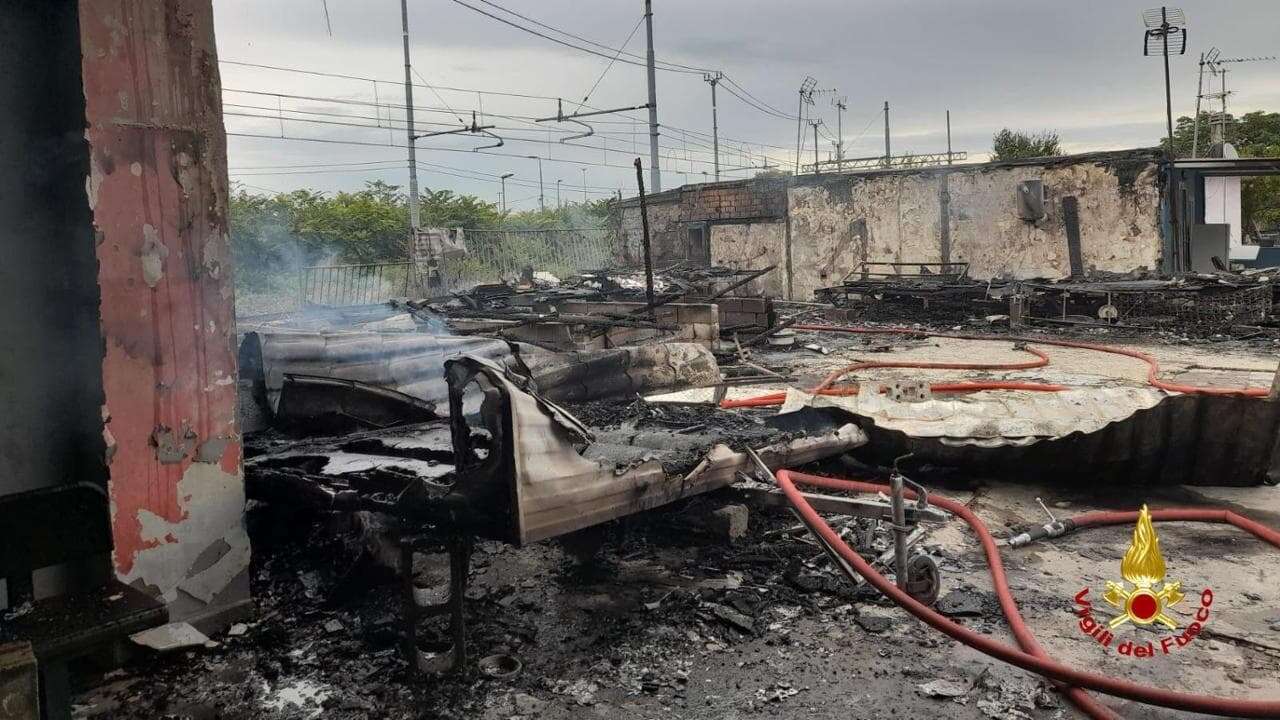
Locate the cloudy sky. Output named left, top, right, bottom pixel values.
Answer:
left=214, top=0, right=1280, bottom=208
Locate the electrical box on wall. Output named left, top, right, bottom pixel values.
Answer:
left=1016, top=180, right=1046, bottom=221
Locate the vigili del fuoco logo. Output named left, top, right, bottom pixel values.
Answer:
left=1073, top=505, right=1214, bottom=657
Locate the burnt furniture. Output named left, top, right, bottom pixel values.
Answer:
left=0, top=483, right=167, bottom=720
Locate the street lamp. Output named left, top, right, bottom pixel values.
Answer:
left=581, top=167, right=588, bottom=203
left=526, top=155, right=545, bottom=212
left=499, top=172, right=514, bottom=214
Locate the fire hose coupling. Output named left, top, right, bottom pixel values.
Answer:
left=1008, top=497, right=1078, bottom=548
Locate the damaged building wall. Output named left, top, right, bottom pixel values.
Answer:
left=0, top=2, right=106, bottom=501
left=945, top=157, right=1162, bottom=279
left=619, top=150, right=1163, bottom=302
left=788, top=173, right=944, bottom=301
left=787, top=151, right=1163, bottom=296
left=618, top=178, right=788, bottom=268
left=79, top=0, right=249, bottom=626
left=709, top=222, right=787, bottom=297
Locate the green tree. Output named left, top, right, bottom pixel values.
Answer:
left=991, top=128, right=1062, bottom=161
left=1162, top=110, right=1280, bottom=232
left=421, top=188, right=503, bottom=229
left=228, top=179, right=612, bottom=292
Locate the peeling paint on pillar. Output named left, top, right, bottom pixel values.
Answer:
left=78, top=0, right=248, bottom=624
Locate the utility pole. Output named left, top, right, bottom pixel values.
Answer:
left=400, top=0, right=420, bottom=230
left=794, top=76, right=816, bottom=175
left=527, top=155, right=545, bottom=212
left=1216, top=67, right=1229, bottom=145
left=556, top=179, right=562, bottom=208
left=1161, top=8, right=1175, bottom=157
left=810, top=120, right=821, bottom=175
left=883, top=101, right=891, bottom=166
left=499, top=172, right=513, bottom=214
left=833, top=96, right=846, bottom=172
left=643, top=0, right=661, bottom=191
left=946, top=110, right=952, bottom=164
left=581, top=167, right=588, bottom=203
left=1142, top=8, right=1186, bottom=158
left=703, top=71, right=723, bottom=181
left=1192, top=50, right=1207, bottom=158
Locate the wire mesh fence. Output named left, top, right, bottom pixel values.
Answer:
left=430, top=227, right=619, bottom=296
left=294, top=227, right=620, bottom=306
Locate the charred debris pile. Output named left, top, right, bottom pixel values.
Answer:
left=815, top=262, right=1280, bottom=338
left=217, top=257, right=1280, bottom=716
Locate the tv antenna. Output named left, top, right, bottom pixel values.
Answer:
left=1142, top=7, right=1187, bottom=157
left=1191, top=47, right=1277, bottom=157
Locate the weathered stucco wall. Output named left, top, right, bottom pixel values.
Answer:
left=620, top=152, right=1162, bottom=302
left=80, top=0, right=249, bottom=626
left=947, top=161, right=1161, bottom=279
left=619, top=191, right=684, bottom=264
left=709, top=222, right=787, bottom=297
left=784, top=153, right=1162, bottom=298
left=789, top=174, right=943, bottom=301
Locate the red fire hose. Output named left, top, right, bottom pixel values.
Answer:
left=721, top=324, right=1270, bottom=409
left=776, top=469, right=1280, bottom=719
left=722, top=344, right=1064, bottom=408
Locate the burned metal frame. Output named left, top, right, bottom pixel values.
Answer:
left=1017, top=280, right=1273, bottom=330
left=815, top=261, right=989, bottom=308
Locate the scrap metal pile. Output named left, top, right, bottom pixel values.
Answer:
left=816, top=261, right=1280, bottom=335
left=401, top=264, right=778, bottom=349
left=222, top=262, right=1280, bottom=720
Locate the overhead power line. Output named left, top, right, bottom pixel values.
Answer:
left=219, top=60, right=794, bottom=153
left=229, top=157, right=625, bottom=191
left=226, top=131, right=770, bottom=174
left=223, top=108, right=765, bottom=170
left=445, top=0, right=800, bottom=125
left=222, top=84, right=786, bottom=167
left=720, top=75, right=798, bottom=120
left=446, top=0, right=695, bottom=73
left=575, top=14, right=646, bottom=111
left=230, top=160, right=619, bottom=195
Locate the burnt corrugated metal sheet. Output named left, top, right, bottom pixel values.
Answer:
left=844, top=394, right=1280, bottom=487
left=444, top=356, right=867, bottom=545
left=240, top=331, right=520, bottom=419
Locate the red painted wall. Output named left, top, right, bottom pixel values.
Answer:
left=79, top=0, right=248, bottom=622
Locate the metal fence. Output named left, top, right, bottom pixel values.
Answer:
left=431, top=227, right=618, bottom=296
left=296, top=228, right=620, bottom=307
left=299, top=262, right=412, bottom=306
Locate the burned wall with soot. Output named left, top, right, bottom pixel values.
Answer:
left=617, top=178, right=788, bottom=268
left=787, top=150, right=1164, bottom=298
left=0, top=2, right=106, bottom=500
left=620, top=151, right=1164, bottom=302
left=80, top=0, right=248, bottom=626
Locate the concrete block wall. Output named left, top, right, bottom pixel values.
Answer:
left=678, top=179, right=788, bottom=222
left=618, top=178, right=788, bottom=265
left=685, top=296, right=773, bottom=332
left=559, top=301, right=719, bottom=348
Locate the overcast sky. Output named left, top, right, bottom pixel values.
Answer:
left=214, top=0, right=1280, bottom=208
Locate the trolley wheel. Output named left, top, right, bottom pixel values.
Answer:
left=904, top=554, right=941, bottom=607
